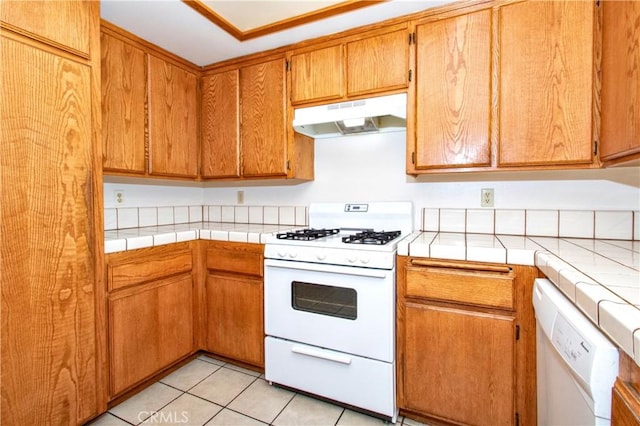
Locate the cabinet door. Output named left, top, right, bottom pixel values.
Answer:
left=148, top=55, right=198, bottom=177
left=347, top=29, right=409, bottom=96
left=498, top=1, right=594, bottom=167
left=413, top=10, right=491, bottom=170
left=205, top=274, right=264, bottom=367
left=1, top=35, right=98, bottom=424
left=600, top=1, right=640, bottom=163
left=240, top=58, right=288, bottom=177
left=612, top=379, right=640, bottom=426
left=290, top=45, right=344, bottom=104
left=402, top=303, right=515, bottom=425
left=109, top=275, right=193, bottom=396
left=0, top=1, right=92, bottom=55
left=201, top=69, right=241, bottom=178
left=101, top=32, right=147, bottom=173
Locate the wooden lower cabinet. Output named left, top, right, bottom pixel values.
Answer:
left=109, top=276, right=193, bottom=395
left=203, top=241, right=264, bottom=368
left=106, top=243, right=196, bottom=397
left=403, top=304, right=515, bottom=425
left=613, top=352, right=640, bottom=425
left=397, top=257, right=538, bottom=426
left=613, top=380, right=640, bottom=426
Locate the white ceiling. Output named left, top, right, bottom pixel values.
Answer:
left=100, top=0, right=453, bottom=67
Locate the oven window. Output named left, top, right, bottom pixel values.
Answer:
left=291, top=281, right=357, bottom=320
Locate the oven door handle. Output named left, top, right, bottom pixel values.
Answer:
left=264, top=258, right=388, bottom=278
left=291, top=345, right=352, bottom=365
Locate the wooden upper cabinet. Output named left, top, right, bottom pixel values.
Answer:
left=412, top=10, right=491, bottom=170
left=289, top=26, right=409, bottom=105
left=600, top=0, right=640, bottom=164
left=148, top=55, right=199, bottom=177
left=201, top=69, right=241, bottom=178
left=347, top=28, right=409, bottom=96
left=240, top=58, right=288, bottom=177
left=498, top=0, right=595, bottom=167
left=101, top=32, right=147, bottom=174
left=0, top=1, right=92, bottom=56
left=290, top=45, right=344, bottom=105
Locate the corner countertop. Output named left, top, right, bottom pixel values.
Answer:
left=399, top=231, right=640, bottom=367
left=104, top=222, right=302, bottom=253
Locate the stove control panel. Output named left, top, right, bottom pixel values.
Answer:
left=344, top=204, right=368, bottom=212
left=264, top=245, right=394, bottom=270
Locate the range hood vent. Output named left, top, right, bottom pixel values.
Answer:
left=293, top=93, right=407, bottom=138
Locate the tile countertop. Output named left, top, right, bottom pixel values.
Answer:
left=104, top=222, right=303, bottom=253
left=398, top=232, right=640, bottom=367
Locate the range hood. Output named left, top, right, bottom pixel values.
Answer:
left=293, top=93, right=407, bottom=138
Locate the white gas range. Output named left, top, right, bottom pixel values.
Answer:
left=263, top=202, right=412, bottom=423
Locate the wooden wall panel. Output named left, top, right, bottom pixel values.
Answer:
left=1, top=35, right=97, bottom=424
left=1, top=0, right=91, bottom=55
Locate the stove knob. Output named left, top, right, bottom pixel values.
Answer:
left=346, top=255, right=357, bottom=263
left=277, top=250, right=288, bottom=258
left=360, top=255, right=370, bottom=264
left=316, top=252, right=327, bottom=261
left=288, top=252, right=298, bottom=259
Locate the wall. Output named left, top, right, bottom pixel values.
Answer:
left=104, top=131, right=640, bottom=223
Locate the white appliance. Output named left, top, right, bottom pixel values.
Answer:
left=292, top=93, right=407, bottom=138
left=533, top=278, right=619, bottom=426
left=264, top=202, right=412, bottom=423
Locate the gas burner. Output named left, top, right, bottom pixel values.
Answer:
left=276, top=228, right=340, bottom=241
left=342, top=230, right=402, bottom=245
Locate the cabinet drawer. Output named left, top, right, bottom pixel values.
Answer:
left=406, top=261, right=514, bottom=310
left=109, top=249, right=192, bottom=291
left=206, top=244, right=263, bottom=277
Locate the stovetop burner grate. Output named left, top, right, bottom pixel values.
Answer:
left=276, top=228, right=340, bottom=241
left=342, top=230, right=401, bottom=245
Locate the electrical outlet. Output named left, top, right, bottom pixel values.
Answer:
left=481, top=188, right=494, bottom=207
left=114, top=190, right=124, bottom=205
left=237, top=190, right=244, bottom=204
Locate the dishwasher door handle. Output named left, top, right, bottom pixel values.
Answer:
left=291, top=345, right=352, bottom=365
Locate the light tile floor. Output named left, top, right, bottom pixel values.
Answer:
left=89, top=354, right=427, bottom=426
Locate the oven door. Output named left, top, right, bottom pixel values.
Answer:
left=264, top=258, right=394, bottom=362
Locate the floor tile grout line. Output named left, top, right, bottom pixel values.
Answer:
left=266, top=389, right=299, bottom=426
left=128, top=383, right=185, bottom=426
left=160, top=360, right=224, bottom=393
left=220, top=374, right=261, bottom=409
left=220, top=406, right=271, bottom=425
left=181, top=366, right=262, bottom=422
left=106, top=411, right=136, bottom=425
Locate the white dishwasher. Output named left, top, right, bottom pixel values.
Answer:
left=533, top=278, right=619, bottom=426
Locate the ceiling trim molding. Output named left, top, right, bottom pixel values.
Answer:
left=182, top=0, right=387, bottom=41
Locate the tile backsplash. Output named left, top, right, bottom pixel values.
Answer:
left=104, top=205, right=308, bottom=230
left=422, top=208, right=640, bottom=240
left=105, top=204, right=638, bottom=241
